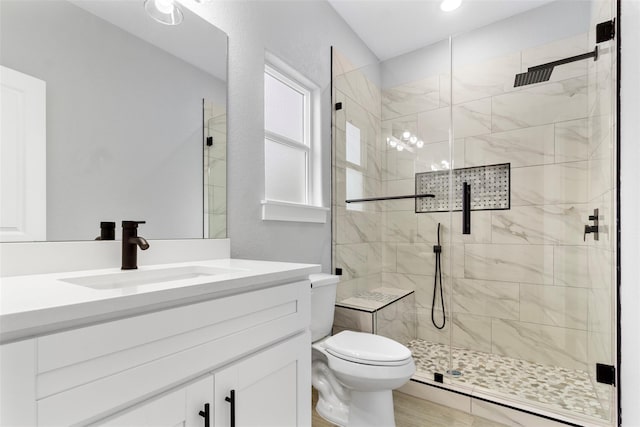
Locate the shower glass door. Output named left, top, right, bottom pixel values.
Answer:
left=331, top=0, right=617, bottom=421
left=445, top=0, right=618, bottom=423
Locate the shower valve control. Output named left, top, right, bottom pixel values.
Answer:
left=583, top=209, right=600, bottom=241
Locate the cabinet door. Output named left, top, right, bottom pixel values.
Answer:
left=96, top=375, right=213, bottom=427
left=214, top=334, right=310, bottom=427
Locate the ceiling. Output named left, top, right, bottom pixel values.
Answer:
left=327, top=0, right=558, bottom=60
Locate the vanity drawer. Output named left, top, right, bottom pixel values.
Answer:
left=35, top=281, right=310, bottom=425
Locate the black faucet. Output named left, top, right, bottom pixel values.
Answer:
left=121, top=221, right=150, bottom=270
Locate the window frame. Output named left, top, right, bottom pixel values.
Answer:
left=262, top=55, right=328, bottom=223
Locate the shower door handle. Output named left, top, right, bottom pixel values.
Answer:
left=462, top=182, right=471, bottom=235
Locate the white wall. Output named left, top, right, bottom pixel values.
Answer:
left=620, top=0, right=640, bottom=424
left=182, top=0, right=378, bottom=270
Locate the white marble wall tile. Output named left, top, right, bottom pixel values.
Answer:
left=368, top=243, right=383, bottom=277
left=334, top=166, right=347, bottom=208
left=588, top=246, right=613, bottom=290
left=491, top=204, right=590, bottom=245
left=333, top=306, right=373, bottom=334
left=382, top=76, right=440, bottom=120
left=521, top=34, right=589, bottom=84
left=588, top=113, right=613, bottom=160
left=396, top=243, right=436, bottom=276
left=335, top=207, right=381, bottom=244
left=465, top=125, right=555, bottom=168
left=334, top=90, right=346, bottom=132
left=465, top=244, right=554, bottom=285
left=377, top=293, right=417, bottom=345
left=439, top=73, right=451, bottom=107
left=208, top=214, right=226, bottom=239
left=334, top=243, right=371, bottom=280
left=335, top=277, right=360, bottom=302
left=588, top=287, right=612, bottom=334
left=416, top=212, right=453, bottom=245
left=414, top=139, right=464, bottom=172
left=555, top=119, right=589, bottom=163
left=380, top=272, right=425, bottom=293
left=210, top=185, right=226, bottom=215
left=382, top=242, right=397, bottom=272
left=588, top=147, right=614, bottom=201
left=452, top=98, right=492, bottom=139
left=520, top=284, right=588, bottom=330
left=417, top=99, right=491, bottom=144
left=209, top=158, right=226, bottom=187
left=333, top=49, right=358, bottom=77
left=417, top=106, right=449, bottom=143
left=452, top=278, right=519, bottom=320
left=382, top=179, right=416, bottom=212
left=383, top=211, right=418, bottom=243
left=417, top=211, right=492, bottom=245
left=413, top=274, right=452, bottom=312
left=587, top=43, right=614, bottom=120
left=442, top=244, right=466, bottom=279
left=554, top=246, right=589, bottom=287
left=395, top=148, right=418, bottom=180
left=416, top=307, right=450, bottom=345
left=492, top=77, right=588, bottom=132
left=451, top=52, right=521, bottom=105
left=334, top=66, right=381, bottom=119
left=510, top=162, right=588, bottom=206
left=452, top=313, right=492, bottom=353
left=491, top=319, right=587, bottom=370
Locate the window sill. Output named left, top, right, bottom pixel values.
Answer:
left=261, top=200, right=329, bottom=223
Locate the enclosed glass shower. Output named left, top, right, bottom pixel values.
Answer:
left=331, top=0, right=617, bottom=424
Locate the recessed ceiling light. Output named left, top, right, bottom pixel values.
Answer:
left=144, top=0, right=183, bottom=26
left=440, top=0, right=462, bottom=12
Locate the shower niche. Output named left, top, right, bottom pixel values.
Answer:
left=331, top=1, right=618, bottom=424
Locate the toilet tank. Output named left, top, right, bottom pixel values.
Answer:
left=309, top=274, right=339, bottom=342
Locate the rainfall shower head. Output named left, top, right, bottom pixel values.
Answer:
left=514, top=67, right=554, bottom=87
left=513, top=46, right=598, bottom=88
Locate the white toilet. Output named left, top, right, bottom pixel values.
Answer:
left=310, top=274, right=415, bottom=427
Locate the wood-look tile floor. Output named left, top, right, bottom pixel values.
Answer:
left=311, top=389, right=507, bottom=427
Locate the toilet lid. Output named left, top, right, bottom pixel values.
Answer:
left=324, top=331, right=412, bottom=365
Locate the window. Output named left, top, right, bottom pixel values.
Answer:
left=345, top=122, right=364, bottom=212
left=262, top=55, right=327, bottom=223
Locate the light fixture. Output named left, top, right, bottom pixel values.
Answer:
left=409, top=135, right=418, bottom=145
left=397, top=145, right=404, bottom=152
left=416, top=139, right=424, bottom=148
left=402, top=130, right=411, bottom=140
left=144, top=0, right=183, bottom=26
left=387, top=137, right=398, bottom=148
left=440, top=0, right=462, bottom=12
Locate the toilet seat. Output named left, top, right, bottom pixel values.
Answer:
left=324, top=331, right=412, bottom=366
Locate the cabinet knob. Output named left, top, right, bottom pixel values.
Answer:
left=225, top=389, right=236, bottom=427
left=198, top=402, right=210, bottom=427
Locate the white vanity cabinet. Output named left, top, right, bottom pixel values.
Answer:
left=96, top=375, right=214, bottom=427
left=0, top=279, right=311, bottom=427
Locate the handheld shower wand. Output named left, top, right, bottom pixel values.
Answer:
left=432, top=223, right=446, bottom=329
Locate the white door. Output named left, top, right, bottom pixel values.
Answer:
left=95, top=375, right=213, bottom=427
left=214, top=335, right=310, bottom=427
left=0, top=66, right=46, bottom=241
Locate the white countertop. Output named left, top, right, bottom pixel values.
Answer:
left=0, top=258, right=320, bottom=344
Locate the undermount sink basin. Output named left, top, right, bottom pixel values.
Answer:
left=61, top=266, right=242, bottom=290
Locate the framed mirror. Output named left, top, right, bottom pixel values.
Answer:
left=0, top=0, right=227, bottom=242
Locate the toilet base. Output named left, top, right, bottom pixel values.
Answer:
left=347, top=390, right=396, bottom=427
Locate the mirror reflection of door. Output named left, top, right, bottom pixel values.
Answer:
left=0, top=66, right=46, bottom=242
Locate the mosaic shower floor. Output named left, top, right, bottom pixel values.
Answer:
left=407, top=339, right=609, bottom=421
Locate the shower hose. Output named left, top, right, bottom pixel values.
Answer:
left=432, top=223, right=446, bottom=329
